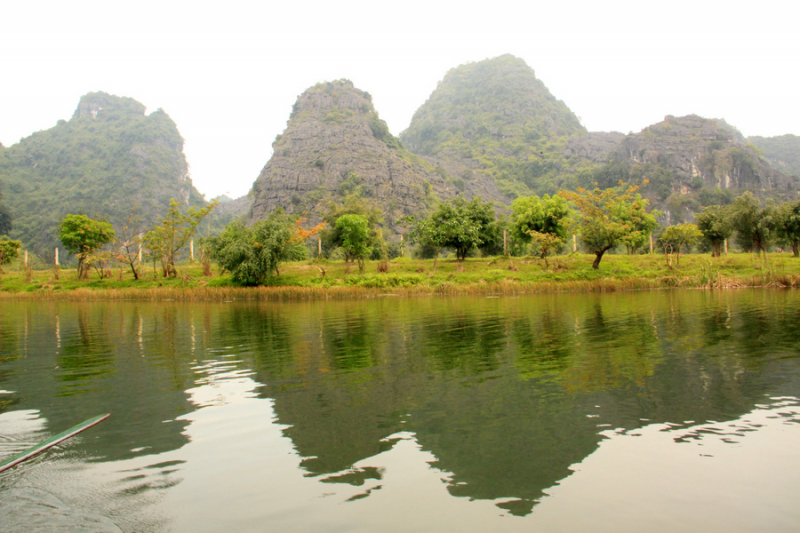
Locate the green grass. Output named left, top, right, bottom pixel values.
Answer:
left=1, top=252, right=799, bottom=300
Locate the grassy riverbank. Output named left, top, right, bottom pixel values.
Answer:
left=1, top=253, right=799, bottom=300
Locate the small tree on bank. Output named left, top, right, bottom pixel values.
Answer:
left=695, top=205, right=733, bottom=257
left=59, top=214, right=115, bottom=279
left=559, top=183, right=658, bottom=269
left=206, top=211, right=323, bottom=285
left=144, top=199, right=217, bottom=277
left=0, top=236, right=22, bottom=273
left=336, top=214, right=371, bottom=273
left=510, top=194, right=571, bottom=257
left=776, top=199, right=800, bottom=257
left=730, top=192, right=776, bottom=261
left=659, top=223, right=702, bottom=266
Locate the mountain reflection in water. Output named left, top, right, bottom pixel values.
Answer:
left=1, top=290, right=799, bottom=531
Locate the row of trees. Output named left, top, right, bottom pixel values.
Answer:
left=9, top=182, right=800, bottom=284
left=57, top=199, right=218, bottom=279
left=694, top=192, right=800, bottom=259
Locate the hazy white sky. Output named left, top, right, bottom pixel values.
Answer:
left=2, top=0, right=798, bottom=200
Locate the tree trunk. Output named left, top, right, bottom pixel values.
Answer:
left=793, top=242, right=799, bottom=257
left=592, top=245, right=613, bottom=269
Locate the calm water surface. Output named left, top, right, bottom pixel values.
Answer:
left=1, top=290, right=799, bottom=532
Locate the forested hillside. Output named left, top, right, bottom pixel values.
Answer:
left=0, top=92, right=205, bottom=257
left=400, top=54, right=589, bottom=198
left=749, top=134, right=800, bottom=177
left=400, top=56, right=799, bottom=224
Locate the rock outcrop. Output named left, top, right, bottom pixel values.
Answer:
left=609, top=115, right=796, bottom=192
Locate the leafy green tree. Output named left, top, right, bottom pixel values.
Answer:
left=510, top=194, right=571, bottom=247
left=776, top=199, right=800, bottom=256
left=0, top=236, right=22, bottom=272
left=335, top=214, right=372, bottom=273
left=144, top=198, right=217, bottom=277
left=430, top=196, right=496, bottom=261
left=321, top=196, right=384, bottom=258
left=730, top=192, right=776, bottom=259
left=404, top=215, right=470, bottom=271
left=659, top=223, right=702, bottom=266
left=206, top=211, right=300, bottom=285
left=59, top=214, right=115, bottom=279
left=559, top=184, right=658, bottom=269
left=612, top=192, right=660, bottom=254
left=695, top=205, right=733, bottom=257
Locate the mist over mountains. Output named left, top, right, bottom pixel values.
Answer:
left=1, top=55, right=798, bottom=256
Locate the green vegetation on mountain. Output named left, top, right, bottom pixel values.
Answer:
left=0, top=92, right=206, bottom=258
left=749, top=134, right=800, bottom=177
left=401, top=54, right=588, bottom=198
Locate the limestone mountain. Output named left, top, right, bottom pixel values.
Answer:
left=748, top=134, right=800, bottom=178
left=0, top=92, right=206, bottom=257
left=567, top=115, right=799, bottom=222
left=400, top=54, right=587, bottom=198
left=248, top=79, right=505, bottom=231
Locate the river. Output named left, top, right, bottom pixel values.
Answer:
left=1, top=289, right=799, bottom=531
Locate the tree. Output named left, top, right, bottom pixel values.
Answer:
left=0, top=237, right=22, bottom=273
left=776, top=199, right=800, bottom=257
left=143, top=198, right=217, bottom=277
left=321, top=196, right=384, bottom=258
left=113, top=208, right=146, bottom=280
left=612, top=192, right=660, bottom=254
left=659, top=223, right=702, bottom=266
left=206, top=210, right=314, bottom=285
left=729, top=192, right=776, bottom=260
left=510, top=194, right=571, bottom=246
left=336, top=214, right=371, bottom=273
left=695, top=205, right=733, bottom=257
left=0, top=182, right=12, bottom=236
left=527, top=231, right=564, bottom=267
left=423, top=196, right=496, bottom=261
left=404, top=214, right=469, bottom=271
left=559, top=183, right=658, bottom=269
left=59, top=214, right=115, bottom=279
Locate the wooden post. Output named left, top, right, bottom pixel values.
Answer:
left=724, top=238, right=728, bottom=255
left=24, top=250, right=28, bottom=266
left=190, top=239, right=194, bottom=262
left=573, top=234, right=577, bottom=253
left=649, top=233, right=654, bottom=254
left=55, top=248, right=59, bottom=266
left=503, top=230, right=508, bottom=256
left=318, top=236, right=322, bottom=258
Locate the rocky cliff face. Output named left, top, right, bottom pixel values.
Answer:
left=249, top=80, right=505, bottom=230
left=563, top=132, right=626, bottom=162
left=610, top=115, right=796, bottom=192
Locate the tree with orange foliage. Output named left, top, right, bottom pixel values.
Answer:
left=559, top=182, right=659, bottom=269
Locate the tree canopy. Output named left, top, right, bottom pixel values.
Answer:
left=559, top=184, right=658, bottom=269
left=144, top=199, right=217, bottom=277
left=730, top=192, right=776, bottom=257
left=695, top=205, right=733, bottom=257
left=206, top=210, right=315, bottom=285
left=659, top=223, right=702, bottom=266
left=335, top=214, right=372, bottom=272
left=59, top=214, right=115, bottom=278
